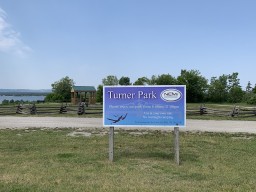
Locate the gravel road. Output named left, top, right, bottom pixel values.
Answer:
left=0, top=116, right=256, bottom=133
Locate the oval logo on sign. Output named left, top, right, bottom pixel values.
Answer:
left=160, top=89, right=182, bottom=102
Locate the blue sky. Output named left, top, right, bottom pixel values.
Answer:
left=0, top=0, right=255, bottom=89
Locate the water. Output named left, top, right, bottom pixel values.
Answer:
left=0, top=95, right=45, bottom=104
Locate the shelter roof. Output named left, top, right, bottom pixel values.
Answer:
left=71, top=86, right=96, bottom=92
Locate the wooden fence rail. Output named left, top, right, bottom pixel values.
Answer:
left=187, top=105, right=256, bottom=118
left=0, top=104, right=255, bottom=118
left=0, top=103, right=103, bottom=116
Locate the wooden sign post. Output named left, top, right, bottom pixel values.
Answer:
left=174, top=127, right=180, bottom=165
left=109, top=126, right=114, bottom=162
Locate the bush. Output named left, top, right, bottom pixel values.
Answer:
left=243, top=93, right=256, bottom=105
left=246, top=94, right=256, bottom=105
left=227, top=87, right=244, bottom=103
left=45, top=93, right=64, bottom=103
left=1, top=99, right=9, bottom=105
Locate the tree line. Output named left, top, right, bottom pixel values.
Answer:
left=44, top=70, right=256, bottom=104
left=97, top=70, right=256, bottom=104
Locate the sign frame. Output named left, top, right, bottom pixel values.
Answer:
left=103, top=85, right=186, bottom=128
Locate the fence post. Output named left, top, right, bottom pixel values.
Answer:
left=77, top=102, right=85, bottom=115
left=16, top=104, right=23, bottom=114
left=30, top=104, right=37, bottom=115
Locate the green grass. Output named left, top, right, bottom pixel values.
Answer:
left=1, top=128, right=256, bottom=191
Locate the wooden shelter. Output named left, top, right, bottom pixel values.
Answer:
left=71, top=86, right=96, bottom=105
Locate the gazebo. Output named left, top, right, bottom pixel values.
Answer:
left=71, top=86, right=96, bottom=105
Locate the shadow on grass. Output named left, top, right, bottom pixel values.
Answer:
left=115, top=149, right=199, bottom=163
left=180, top=153, right=200, bottom=163
left=118, top=150, right=173, bottom=160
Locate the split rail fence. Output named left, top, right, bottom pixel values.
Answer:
left=0, top=103, right=102, bottom=116
left=187, top=105, right=256, bottom=118
left=0, top=104, right=256, bottom=118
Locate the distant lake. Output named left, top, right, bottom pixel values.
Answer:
left=0, top=95, right=45, bottom=104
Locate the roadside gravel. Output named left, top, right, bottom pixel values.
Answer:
left=0, top=116, right=256, bottom=133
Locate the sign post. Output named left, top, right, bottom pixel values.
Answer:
left=174, top=127, right=180, bottom=165
left=103, top=86, right=186, bottom=164
left=109, top=126, right=114, bottom=162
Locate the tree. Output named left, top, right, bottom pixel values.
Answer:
left=148, top=75, right=157, bottom=85
left=243, top=81, right=255, bottom=104
left=252, top=84, right=256, bottom=94
left=119, top=76, right=131, bottom=85
left=45, top=93, right=64, bottom=102
left=49, top=76, right=75, bottom=102
left=207, top=75, right=229, bottom=103
left=227, top=72, right=240, bottom=90
left=246, top=81, right=252, bottom=93
left=96, top=85, right=103, bottom=103
left=207, top=72, right=244, bottom=103
left=246, top=94, right=256, bottom=104
left=99, top=75, right=118, bottom=103
left=227, top=86, right=244, bottom=103
left=177, top=69, right=208, bottom=103
left=102, top=75, right=119, bottom=86
left=155, top=74, right=177, bottom=85
left=133, top=77, right=150, bottom=85
left=226, top=72, right=244, bottom=103
left=2, top=99, right=9, bottom=105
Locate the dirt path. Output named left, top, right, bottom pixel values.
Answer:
left=0, top=116, right=256, bottom=133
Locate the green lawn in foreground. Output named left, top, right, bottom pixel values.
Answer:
left=1, top=128, right=256, bottom=191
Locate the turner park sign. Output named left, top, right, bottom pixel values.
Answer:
left=103, top=85, right=186, bottom=127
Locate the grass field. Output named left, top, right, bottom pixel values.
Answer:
left=1, top=128, right=256, bottom=191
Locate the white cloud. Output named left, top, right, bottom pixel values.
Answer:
left=0, top=7, right=32, bottom=57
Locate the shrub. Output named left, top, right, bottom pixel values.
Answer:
left=246, top=94, right=256, bottom=105
left=45, top=93, right=64, bottom=103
